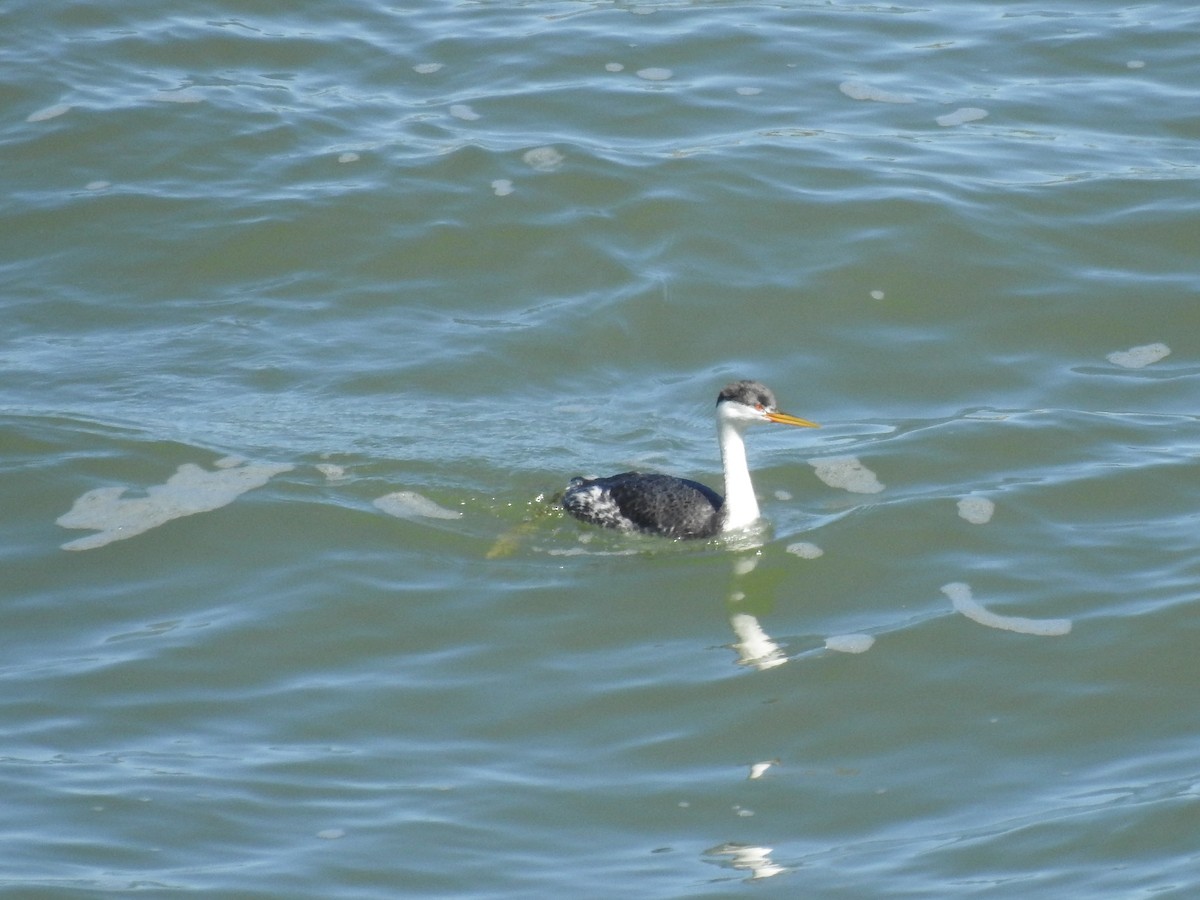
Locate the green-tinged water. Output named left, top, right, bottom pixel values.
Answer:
left=3, top=1, right=1198, bottom=896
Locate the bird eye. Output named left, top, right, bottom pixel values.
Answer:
left=755, top=403, right=764, bottom=411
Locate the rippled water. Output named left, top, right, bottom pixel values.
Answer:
left=3, top=1, right=1199, bottom=896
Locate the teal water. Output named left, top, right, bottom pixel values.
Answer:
left=3, top=1, right=1199, bottom=896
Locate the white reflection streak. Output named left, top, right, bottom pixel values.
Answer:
left=729, top=611, right=787, bottom=670
left=725, top=553, right=788, bottom=669
left=748, top=760, right=774, bottom=780
left=705, top=843, right=787, bottom=880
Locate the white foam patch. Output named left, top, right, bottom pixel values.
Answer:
left=870, top=289, right=885, bottom=300
left=1126, top=60, right=1146, bottom=69
left=824, top=633, right=875, bottom=653
left=942, top=582, right=1071, bottom=636
left=1107, top=342, right=1170, bottom=368
left=838, top=81, right=915, bottom=104
left=736, top=86, right=762, bottom=96
left=85, top=181, right=110, bottom=192
left=337, top=152, right=359, bottom=163
left=449, top=104, right=480, bottom=121
left=27, top=103, right=72, bottom=122
left=936, top=107, right=988, bottom=126
left=636, top=67, right=673, bottom=81
left=316, top=463, right=346, bottom=482
left=491, top=179, right=514, bottom=196
left=809, top=456, right=885, bottom=494
left=151, top=90, right=204, bottom=103
left=605, top=62, right=624, bottom=72
left=413, top=63, right=443, bottom=74
left=546, top=546, right=640, bottom=557
left=374, top=491, right=462, bottom=520
left=785, top=541, right=823, bottom=559
left=522, top=146, right=563, bottom=172
left=57, top=458, right=294, bottom=551
left=957, top=496, right=995, bottom=524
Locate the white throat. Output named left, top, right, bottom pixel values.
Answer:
left=718, top=416, right=760, bottom=531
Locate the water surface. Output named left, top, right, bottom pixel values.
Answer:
left=3, top=1, right=1198, bottom=896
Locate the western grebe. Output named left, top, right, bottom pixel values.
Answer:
left=562, top=380, right=818, bottom=539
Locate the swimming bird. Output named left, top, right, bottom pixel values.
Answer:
left=562, top=380, right=818, bottom=539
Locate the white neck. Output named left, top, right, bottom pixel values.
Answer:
left=718, top=417, right=760, bottom=531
